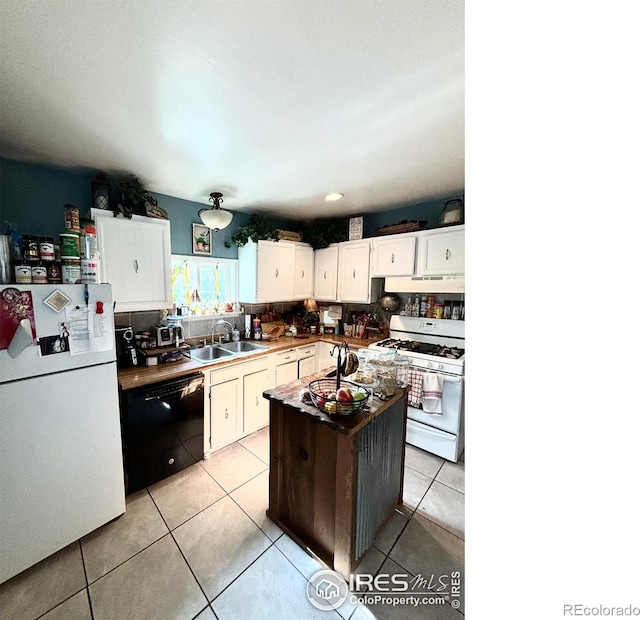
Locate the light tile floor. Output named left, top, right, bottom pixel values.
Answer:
left=0, top=428, right=465, bottom=620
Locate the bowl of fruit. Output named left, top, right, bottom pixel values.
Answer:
left=307, top=379, right=370, bottom=416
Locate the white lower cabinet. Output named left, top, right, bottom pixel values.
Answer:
left=297, top=344, right=316, bottom=379
left=206, top=357, right=272, bottom=454
left=316, top=341, right=336, bottom=374
left=275, top=348, right=298, bottom=387
left=243, top=367, right=270, bottom=435
left=209, top=377, right=241, bottom=452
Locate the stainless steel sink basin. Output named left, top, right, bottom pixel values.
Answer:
left=219, top=341, right=269, bottom=354
left=189, top=345, right=235, bottom=363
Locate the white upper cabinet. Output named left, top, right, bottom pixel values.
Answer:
left=293, top=243, right=314, bottom=300
left=416, top=225, right=465, bottom=275
left=338, top=240, right=373, bottom=303
left=92, top=210, right=172, bottom=311
left=313, top=245, right=339, bottom=301
left=370, top=234, right=417, bottom=277
left=238, top=240, right=297, bottom=303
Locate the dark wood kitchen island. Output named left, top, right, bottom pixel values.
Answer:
left=263, top=370, right=409, bottom=580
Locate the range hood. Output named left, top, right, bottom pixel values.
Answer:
left=384, top=275, right=464, bottom=294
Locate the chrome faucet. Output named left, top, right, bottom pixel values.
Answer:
left=212, top=320, right=234, bottom=343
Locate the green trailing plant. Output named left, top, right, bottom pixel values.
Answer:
left=225, top=214, right=280, bottom=248
left=303, top=218, right=349, bottom=249
left=114, top=175, right=157, bottom=218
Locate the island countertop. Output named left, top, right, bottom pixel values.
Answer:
left=263, top=369, right=409, bottom=437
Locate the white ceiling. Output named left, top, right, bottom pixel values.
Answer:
left=0, top=0, right=464, bottom=221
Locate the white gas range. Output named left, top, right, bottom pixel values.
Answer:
left=368, top=315, right=465, bottom=462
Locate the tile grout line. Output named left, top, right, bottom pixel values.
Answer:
left=78, top=539, right=96, bottom=620
left=145, top=488, right=213, bottom=619
left=206, top=542, right=276, bottom=609
left=31, top=542, right=93, bottom=620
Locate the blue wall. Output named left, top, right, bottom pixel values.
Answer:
left=1, top=157, right=464, bottom=256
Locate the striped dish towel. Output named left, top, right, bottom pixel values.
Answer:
left=407, top=369, right=424, bottom=407
left=422, top=372, right=444, bottom=415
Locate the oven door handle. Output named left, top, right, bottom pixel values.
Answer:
left=408, top=366, right=462, bottom=383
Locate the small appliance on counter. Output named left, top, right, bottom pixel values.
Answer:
left=167, top=316, right=184, bottom=346
left=156, top=319, right=184, bottom=348
left=115, top=326, right=137, bottom=368
left=155, top=324, right=173, bottom=348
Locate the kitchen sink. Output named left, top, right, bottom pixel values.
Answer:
left=219, top=341, right=269, bottom=354
left=188, top=341, right=269, bottom=364
left=189, top=345, right=235, bottom=363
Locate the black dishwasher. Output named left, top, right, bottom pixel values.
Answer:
left=121, top=373, right=205, bottom=494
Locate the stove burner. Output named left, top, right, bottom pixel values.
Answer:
left=377, top=338, right=464, bottom=360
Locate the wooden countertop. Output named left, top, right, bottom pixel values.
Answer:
left=117, top=335, right=372, bottom=391
left=263, top=369, right=409, bottom=437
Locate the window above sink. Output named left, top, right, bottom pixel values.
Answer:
left=171, top=255, right=239, bottom=317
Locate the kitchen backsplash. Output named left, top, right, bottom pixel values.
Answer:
left=114, top=293, right=464, bottom=343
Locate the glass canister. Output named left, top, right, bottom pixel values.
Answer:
left=394, top=354, right=410, bottom=387
left=368, top=354, right=398, bottom=398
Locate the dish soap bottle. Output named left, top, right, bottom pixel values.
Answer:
left=411, top=296, right=420, bottom=317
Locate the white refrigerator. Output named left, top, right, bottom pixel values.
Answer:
left=0, top=284, right=125, bottom=584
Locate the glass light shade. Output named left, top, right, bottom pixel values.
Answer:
left=304, top=298, right=319, bottom=312
left=198, top=207, right=233, bottom=231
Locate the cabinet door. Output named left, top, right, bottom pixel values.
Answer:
left=313, top=246, right=338, bottom=301
left=275, top=358, right=298, bottom=387
left=243, top=368, right=271, bottom=435
left=316, top=341, right=335, bottom=374
left=338, top=241, right=371, bottom=302
left=93, top=211, right=172, bottom=311
left=421, top=230, right=465, bottom=275
left=257, top=241, right=295, bottom=302
left=371, top=235, right=416, bottom=277
left=210, top=378, right=241, bottom=450
left=298, top=355, right=316, bottom=379
left=293, top=244, right=314, bottom=300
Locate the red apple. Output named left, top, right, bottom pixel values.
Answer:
left=336, top=388, right=353, bottom=402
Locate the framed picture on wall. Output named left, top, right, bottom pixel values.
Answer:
left=192, top=223, right=212, bottom=255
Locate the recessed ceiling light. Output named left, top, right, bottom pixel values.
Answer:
left=325, top=192, right=344, bottom=202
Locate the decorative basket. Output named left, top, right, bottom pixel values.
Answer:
left=375, top=220, right=426, bottom=236
left=308, top=378, right=370, bottom=416
left=277, top=229, right=303, bottom=242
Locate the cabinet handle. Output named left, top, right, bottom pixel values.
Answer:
left=299, top=448, right=309, bottom=461
left=301, top=269, right=304, bottom=278
left=256, top=396, right=259, bottom=406
left=134, top=259, right=139, bottom=273
left=391, top=253, right=395, bottom=263
left=446, top=249, right=450, bottom=260
left=352, top=269, right=356, bottom=278
left=324, top=270, right=327, bottom=279
left=225, top=408, right=228, bottom=419
left=275, top=268, right=279, bottom=277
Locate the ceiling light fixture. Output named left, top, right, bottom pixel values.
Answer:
left=199, top=192, right=233, bottom=231
left=325, top=192, right=344, bottom=202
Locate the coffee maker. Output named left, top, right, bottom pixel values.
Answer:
left=115, top=326, right=137, bottom=368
